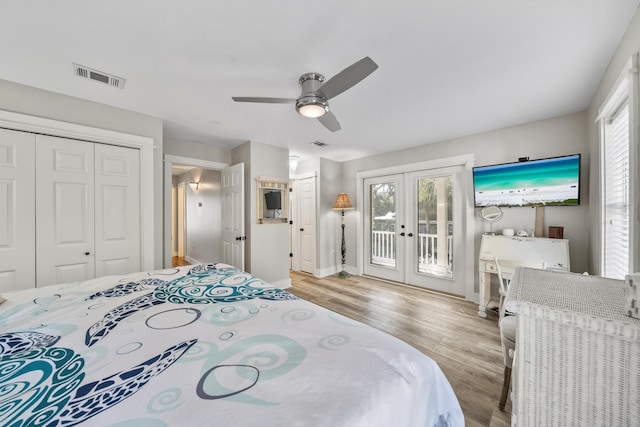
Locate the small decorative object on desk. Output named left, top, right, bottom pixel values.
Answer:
left=626, top=273, right=640, bottom=319
left=548, top=226, right=564, bottom=239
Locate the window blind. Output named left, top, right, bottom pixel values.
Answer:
left=603, top=102, right=629, bottom=279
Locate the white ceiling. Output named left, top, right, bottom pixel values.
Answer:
left=1, top=1, right=638, bottom=162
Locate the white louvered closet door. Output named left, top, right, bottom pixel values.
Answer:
left=0, top=129, right=35, bottom=291
left=36, top=135, right=96, bottom=286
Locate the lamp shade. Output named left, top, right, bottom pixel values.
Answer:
left=332, top=193, right=354, bottom=210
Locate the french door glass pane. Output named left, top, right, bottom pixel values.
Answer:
left=416, top=176, right=453, bottom=278
left=370, top=182, right=396, bottom=267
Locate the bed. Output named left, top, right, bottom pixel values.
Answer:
left=0, top=263, right=464, bottom=426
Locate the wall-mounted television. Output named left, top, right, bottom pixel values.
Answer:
left=264, top=190, right=282, bottom=210
left=473, top=154, right=580, bottom=207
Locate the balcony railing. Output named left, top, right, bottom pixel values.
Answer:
left=371, top=230, right=453, bottom=271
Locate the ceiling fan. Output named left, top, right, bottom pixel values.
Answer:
left=232, top=56, right=378, bottom=132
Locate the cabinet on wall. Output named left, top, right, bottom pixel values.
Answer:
left=0, top=128, right=141, bottom=291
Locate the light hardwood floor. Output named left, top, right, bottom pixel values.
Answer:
left=172, top=256, right=190, bottom=268
left=289, top=271, right=511, bottom=427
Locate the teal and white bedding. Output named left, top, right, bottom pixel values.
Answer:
left=0, top=263, right=464, bottom=426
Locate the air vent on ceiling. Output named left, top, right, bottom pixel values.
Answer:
left=72, top=63, right=126, bottom=89
left=310, top=140, right=328, bottom=147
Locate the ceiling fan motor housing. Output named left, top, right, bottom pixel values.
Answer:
left=296, top=73, right=329, bottom=118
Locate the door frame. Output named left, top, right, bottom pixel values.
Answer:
left=163, top=154, right=229, bottom=268
left=356, top=154, right=476, bottom=301
left=0, top=109, right=155, bottom=272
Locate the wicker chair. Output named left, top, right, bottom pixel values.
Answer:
left=512, top=302, right=640, bottom=426
left=497, top=260, right=546, bottom=410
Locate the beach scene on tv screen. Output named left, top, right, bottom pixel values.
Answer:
left=474, top=155, right=580, bottom=207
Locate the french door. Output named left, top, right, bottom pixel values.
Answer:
left=363, top=165, right=466, bottom=296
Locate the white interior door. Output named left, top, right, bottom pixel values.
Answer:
left=0, top=129, right=35, bottom=291
left=94, top=143, right=141, bottom=277
left=222, top=163, right=245, bottom=269
left=36, top=135, right=95, bottom=286
left=299, top=176, right=316, bottom=274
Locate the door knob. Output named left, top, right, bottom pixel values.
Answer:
left=84, top=252, right=91, bottom=256
left=400, top=232, right=405, bottom=236
left=300, top=228, right=304, bottom=231
left=407, top=233, right=413, bottom=237
left=235, top=236, right=241, bottom=241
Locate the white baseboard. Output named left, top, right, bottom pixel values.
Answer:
left=185, top=256, right=201, bottom=265
left=314, top=265, right=357, bottom=278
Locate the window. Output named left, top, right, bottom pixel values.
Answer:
left=603, top=102, right=629, bottom=279
left=599, top=55, right=638, bottom=279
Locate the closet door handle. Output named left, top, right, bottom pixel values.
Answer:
left=84, top=252, right=91, bottom=256
left=400, top=232, right=405, bottom=237
left=407, top=233, right=413, bottom=237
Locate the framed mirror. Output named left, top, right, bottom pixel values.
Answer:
left=256, top=177, right=288, bottom=224
left=480, top=205, right=503, bottom=222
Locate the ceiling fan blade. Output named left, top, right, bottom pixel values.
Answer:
left=232, top=97, right=296, bottom=104
left=317, top=57, right=378, bottom=100
left=318, top=111, right=341, bottom=132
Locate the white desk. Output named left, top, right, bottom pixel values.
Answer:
left=477, top=235, right=570, bottom=317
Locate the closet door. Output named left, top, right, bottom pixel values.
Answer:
left=0, top=129, right=35, bottom=291
left=94, top=143, right=140, bottom=277
left=36, top=135, right=95, bottom=287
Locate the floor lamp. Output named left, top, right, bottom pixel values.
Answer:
left=332, top=193, right=354, bottom=277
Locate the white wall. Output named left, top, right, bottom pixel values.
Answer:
left=175, top=169, right=222, bottom=264
left=586, top=6, right=640, bottom=275
left=0, top=79, right=165, bottom=268
left=233, top=141, right=291, bottom=287
left=318, top=158, right=343, bottom=275
left=341, top=112, right=590, bottom=293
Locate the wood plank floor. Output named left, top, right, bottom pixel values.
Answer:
left=289, top=271, right=511, bottom=427
left=172, top=256, right=190, bottom=268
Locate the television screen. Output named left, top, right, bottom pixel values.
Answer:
left=473, top=154, right=580, bottom=207
left=264, top=190, right=282, bottom=210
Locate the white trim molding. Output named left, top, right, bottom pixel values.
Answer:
left=164, top=154, right=228, bottom=171
left=596, top=53, right=639, bottom=276
left=0, top=109, right=156, bottom=271
left=162, top=154, right=231, bottom=267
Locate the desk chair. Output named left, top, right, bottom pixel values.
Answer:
left=497, top=260, right=546, bottom=411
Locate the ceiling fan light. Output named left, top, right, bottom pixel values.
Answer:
left=296, top=97, right=328, bottom=118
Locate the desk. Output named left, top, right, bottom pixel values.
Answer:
left=478, top=235, right=570, bottom=317
left=504, top=267, right=640, bottom=426
left=504, top=267, right=628, bottom=319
